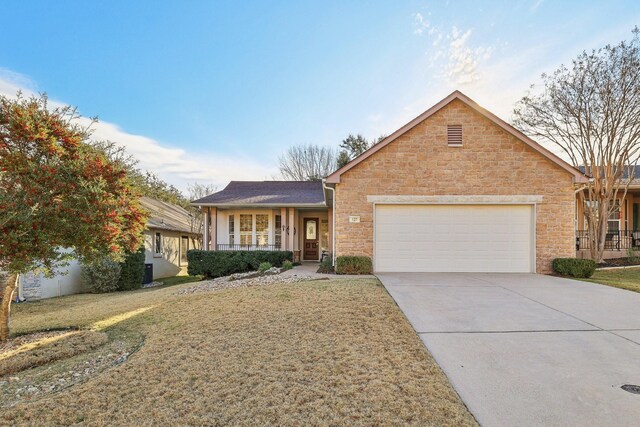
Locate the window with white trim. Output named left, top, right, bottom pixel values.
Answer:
left=320, top=219, right=329, bottom=252
left=228, top=215, right=235, bottom=245
left=180, top=236, right=189, bottom=265
left=240, top=214, right=252, bottom=245
left=275, top=215, right=282, bottom=248
left=584, top=199, right=622, bottom=232
left=608, top=200, right=621, bottom=232
left=256, top=214, right=269, bottom=246
left=154, top=232, right=162, bottom=256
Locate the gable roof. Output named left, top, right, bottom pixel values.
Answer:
left=191, top=181, right=326, bottom=207
left=326, top=90, right=589, bottom=184
left=140, top=197, right=196, bottom=234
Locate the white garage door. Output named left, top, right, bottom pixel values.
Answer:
left=374, top=204, right=534, bottom=273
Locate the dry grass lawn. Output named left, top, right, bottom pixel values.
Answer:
left=3, top=278, right=476, bottom=426
left=587, top=267, right=640, bottom=293
left=0, top=330, right=107, bottom=376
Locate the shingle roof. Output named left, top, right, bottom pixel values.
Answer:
left=191, top=181, right=326, bottom=206
left=140, top=197, right=196, bottom=234
left=578, top=165, right=640, bottom=180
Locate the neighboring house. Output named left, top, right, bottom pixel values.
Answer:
left=193, top=90, right=588, bottom=274
left=575, top=168, right=640, bottom=258
left=15, top=197, right=199, bottom=300
left=140, top=196, right=201, bottom=280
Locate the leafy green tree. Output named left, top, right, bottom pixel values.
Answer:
left=92, top=141, right=188, bottom=207
left=0, top=94, right=147, bottom=341
left=337, top=134, right=386, bottom=168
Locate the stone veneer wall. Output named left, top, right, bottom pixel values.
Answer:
left=334, top=99, right=576, bottom=274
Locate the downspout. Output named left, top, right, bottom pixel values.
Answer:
left=322, top=180, right=336, bottom=267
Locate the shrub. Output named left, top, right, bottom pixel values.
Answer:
left=187, top=250, right=294, bottom=278
left=81, top=257, right=122, bottom=293
left=117, top=247, right=145, bottom=291
left=335, top=256, right=372, bottom=275
left=317, top=255, right=334, bottom=274
left=281, top=260, right=293, bottom=271
left=258, top=262, right=272, bottom=272
left=552, top=258, right=596, bottom=278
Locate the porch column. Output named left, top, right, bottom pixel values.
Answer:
left=280, top=208, right=287, bottom=251
left=211, top=207, right=217, bottom=250
left=288, top=208, right=295, bottom=252
left=203, top=207, right=210, bottom=250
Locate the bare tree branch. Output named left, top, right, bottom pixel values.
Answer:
left=513, top=28, right=640, bottom=262
left=277, top=144, right=337, bottom=181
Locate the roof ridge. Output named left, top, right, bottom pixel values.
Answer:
left=325, top=90, right=588, bottom=184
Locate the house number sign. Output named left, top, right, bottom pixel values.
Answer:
left=349, top=215, right=360, bottom=223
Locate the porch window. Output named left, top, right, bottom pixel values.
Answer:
left=275, top=215, right=282, bottom=248
left=256, top=214, right=269, bottom=245
left=583, top=200, right=622, bottom=232
left=240, top=214, right=252, bottom=245
left=320, top=219, right=329, bottom=252
left=608, top=200, right=621, bottom=232
left=228, top=215, right=235, bottom=245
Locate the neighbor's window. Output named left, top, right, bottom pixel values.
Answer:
left=154, top=232, right=162, bottom=256
left=240, top=214, right=252, bottom=245
left=180, top=236, right=189, bottom=265
left=447, top=124, right=463, bottom=146
left=608, top=200, right=621, bottom=232
left=256, top=214, right=269, bottom=246
left=275, top=215, right=282, bottom=248
left=584, top=199, right=622, bottom=233
left=228, top=214, right=235, bottom=245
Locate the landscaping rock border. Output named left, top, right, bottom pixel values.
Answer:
left=176, top=270, right=312, bottom=295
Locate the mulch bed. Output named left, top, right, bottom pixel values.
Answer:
left=597, top=257, right=640, bottom=268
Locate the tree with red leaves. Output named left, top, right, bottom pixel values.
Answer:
left=0, top=94, right=147, bottom=341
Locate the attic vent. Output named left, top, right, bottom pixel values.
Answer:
left=447, top=124, right=463, bottom=146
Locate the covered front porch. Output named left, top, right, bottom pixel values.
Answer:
left=203, top=206, right=332, bottom=261
left=192, top=180, right=333, bottom=262
left=575, top=187, right=640, bottom=259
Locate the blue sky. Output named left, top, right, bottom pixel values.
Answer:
left=1, top=1, right=639, bottom=190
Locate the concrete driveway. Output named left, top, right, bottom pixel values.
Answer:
left=378, top=273, right=640, bottom=427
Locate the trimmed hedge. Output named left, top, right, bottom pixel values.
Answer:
left=117, top=247, right=145, bottom=291
left=187, top=250, right=293, bottom=278
left=335, top=256, right=372, bottom=275
left=552, top=258, right=597, bottom=278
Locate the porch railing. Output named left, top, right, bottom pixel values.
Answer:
left=215, top=244, right=280, bottom=251
left=576, top=230, right=640, bottom=251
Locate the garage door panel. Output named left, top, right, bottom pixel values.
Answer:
left=375, top=205, right=533, bottom=273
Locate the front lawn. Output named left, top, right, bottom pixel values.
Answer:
left=2, top=278, right=476, bottom=426
left=155, top=274, right=203, bottom=287
left=587, top=267, right=640, bottom=293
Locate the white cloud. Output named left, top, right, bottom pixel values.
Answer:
left=0, top=70, right=277, bottom=191
left=443, top=27, right=493, bottom=85
left=413, top=12, right=430, bottom=35
left=418, top=23, right=493, bottom=86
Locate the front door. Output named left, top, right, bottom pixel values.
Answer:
left=303, top=218, right=319, bottom=260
